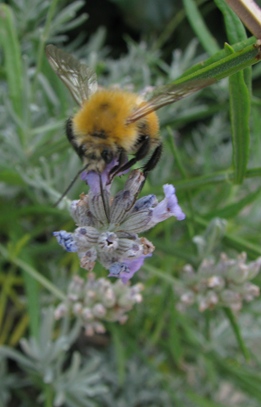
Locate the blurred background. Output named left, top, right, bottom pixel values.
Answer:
left=1, top=0, right=261, bottom=406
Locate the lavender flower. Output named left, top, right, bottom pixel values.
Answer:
left=54, top=274, right=144, bottom=336
left=54, top=169, right=185, bottom=283
left=174, top=252, right=261, bottom=312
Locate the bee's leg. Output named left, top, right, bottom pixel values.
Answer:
left=111, top=136, right=151, bottom=177
left=118, top=149, right=129, bottom=167
left=109, top=149, right=128, bottom=176
left=133, top=143, right=163, bottom=193
left=143, top=143, right=162, bottom=177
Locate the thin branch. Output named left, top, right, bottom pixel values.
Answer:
left=225, top=0, right=261, bottom=38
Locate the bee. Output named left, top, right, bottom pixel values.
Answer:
left=45, top=45, right=214, bottom=194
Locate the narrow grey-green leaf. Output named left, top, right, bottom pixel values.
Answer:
left=0, top=5, right=24, bottom=124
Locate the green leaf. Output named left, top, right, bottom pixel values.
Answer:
left=168, top=302, right=184, bottom=365
left=0, top=170, right=26, bottom=186
left=216, top=0, right=251, bottom=73
left=216, top=0, right=252, bottom=175
left=0, top=244, right=66, bottom=301
left=186, top=391, right=228, bottom=407
left=174, top=167, right=261, bottom=192
left=179, top=37, right=258, bottom=79
left=206, top=187, right=261, bottom=219
left=22, top=269, right=40, bottom=339
left=229, top=69, right=250, bottom=183
left=215, top=0, right=247, bottom=43
left=183, top=0, right=220, bottom=55
left=223, top=307, right=250, bottom=360
left=110, top=325, right=126, bottom=386
left=213, top=355, right=261, bottom=400
left=0, top=5, right=24, bottom=139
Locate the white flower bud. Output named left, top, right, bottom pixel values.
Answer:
left=181, top=291, right=195, bottom=305
left=54, top=303, right=68, bottom=319
left=227, top=264, right=249, bottom=283
left=132, top=293, right=143, bottom=303
left=84, top=324, right=95, bottom=336
left=207, top=276, right=225, bottom=290
left=93, top=322, right=106, bottom=334
left=92, top=303, right=106, bottom=318
left=103, top=288, right=116, bottom=307
left=220, top=289, right=241, bottom=306
left=198, top=296, right=209, bottom=312
left=243, top=283, right=260, bottom=301
left=183, top=264, right=195, bottom=274
left=82, top=307, right=93, bottom=320
left=72, top=302, right=83, bottom=315
left=247, top=258, right=261, bottom=279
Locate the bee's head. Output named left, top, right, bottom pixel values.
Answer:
left=81, top=144, right=119, bottom=173
left=85, top=148, right=114, bottom=172
left=66, top=118, right=120, bottom=172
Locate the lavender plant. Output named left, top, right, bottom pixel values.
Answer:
left=0, top=309, right=108, bottom=407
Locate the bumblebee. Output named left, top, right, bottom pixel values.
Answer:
left=45, top=45, right=213, bottom=179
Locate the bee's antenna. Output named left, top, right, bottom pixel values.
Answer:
left=54, top=163, right=89, bottom=207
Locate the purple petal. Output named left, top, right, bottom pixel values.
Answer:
left=133, top=194, right=157, bottom=211
left=121, top=256, right=147, bottom=282
left=108, top=262, right=129, bottom=276
left=53, top=231, right=77, bottom=252
left=163, top=185, right=185, bottom=219
left=163, top=184, right=176, bottom=198
left=81, top=171, right=103, bottom=195
left=81, top=159, right=119, bottom=194
left=108, top=255, right=150, bottom=284
left=151, top=184, right=185, bottom=224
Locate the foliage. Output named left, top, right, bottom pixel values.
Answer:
left=1, top=0, right=261, bottom=406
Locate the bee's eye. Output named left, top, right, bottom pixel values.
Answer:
left=101, top=149, right=113, bottom=164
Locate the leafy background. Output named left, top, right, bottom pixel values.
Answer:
left=1, top=0, right=261, bottom=406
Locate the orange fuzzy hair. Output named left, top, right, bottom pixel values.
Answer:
left=72, top=89, right=159, bottom=151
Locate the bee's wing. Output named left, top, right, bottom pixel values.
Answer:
left=126, top=78, right=215, bottom=123
left=45, top=44, right=98, bottom=106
